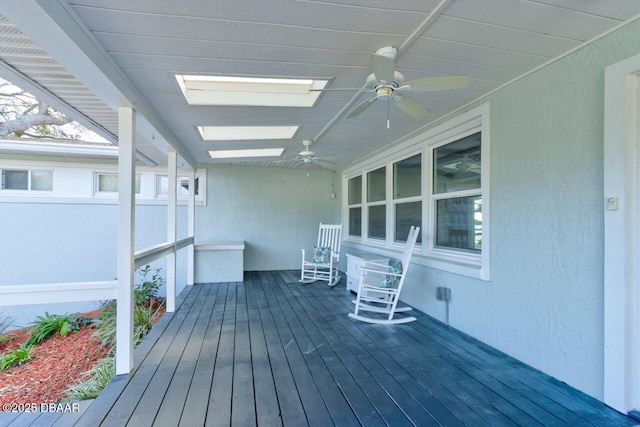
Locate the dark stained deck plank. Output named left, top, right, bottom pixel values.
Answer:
left=40, top=270, right=637, bottom=427
left=244, top=274, right=282, bottom=427
left=205, top=283, right=238, bottom=427
left=178, top=283, right=229, bottom=426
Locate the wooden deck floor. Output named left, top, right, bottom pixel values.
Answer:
left=2, top=271, right=637, bottom=426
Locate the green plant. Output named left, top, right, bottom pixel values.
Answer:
left=0, top=312, right=15, bottom=335
left=0, top=344, right=32, bottom=371
left=23, top=312, right=75, bottom=347
left=63, top=357, right=115, bottom=401
left=135, top=265, right=165, bottom=306
left=92, top=306, right=117, bottom=355
left=23, top=312, right=92, bottom=348
left=134, top=303, right=163, bottom=345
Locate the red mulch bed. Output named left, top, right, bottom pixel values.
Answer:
left=0, top=327, right=108, bottom=405
left=0, top=308, right=109, bottom=406
left=0, top=305, right=165, bottom=407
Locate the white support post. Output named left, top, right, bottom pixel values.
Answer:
left=187, top=170, right=196, bottom=286
left=116, top=106, right=135, bottom=375
left=166, top=150, right=177, bottom=312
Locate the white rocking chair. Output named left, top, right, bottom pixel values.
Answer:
left=300, top=223, right=342, bottom=287
left=349, top=226, right=420, bottom=325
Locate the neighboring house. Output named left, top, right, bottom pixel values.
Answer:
left=0, top=1, right=639, bottom=417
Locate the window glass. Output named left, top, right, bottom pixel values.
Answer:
left=349, top=207, right=362, bottom=237
left=395, top=201, right=422, bottom=243
left=367, top=167, right=386, bottom=202
left=368, top=205, right=386, bottom=239
left=394, top=154, right=421, bottom=199
left=157, top=175, right=168, bottom=196
left=97, top=173, right=140, bottom=193
left=31, top=170, right=53, bottom=191
left=177, top=176, right=199, bottom=196
left=348, top=175, right=362, bottom=205
left=3, top=170, right=28, bottom=190
left=98, top=174, right=118, bottom=192
left=435, top=196, right=482, bottom=251
left=434, top=132, right=481, bottom=194
left=159, top=175, right=198, bottom=196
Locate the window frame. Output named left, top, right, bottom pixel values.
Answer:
left=93, top=172, right=141, bottom=196
left=1, top=168, right=53, bottom=192
left=346, top=175, right=363, bottom=237
left=427, top=129, right=484, bottom=267
left=155, top=173, right=204, bottom=201
left=342, top=103, right=490, bottom=280
left=365, top=166, right=388, bottom=241
left=392, top=153, right=423, bottom=244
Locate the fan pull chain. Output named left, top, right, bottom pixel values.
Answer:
left=387, top=96, right=390, bottom=128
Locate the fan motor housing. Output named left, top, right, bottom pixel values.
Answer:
left=366, top=71, right=405, bottom=90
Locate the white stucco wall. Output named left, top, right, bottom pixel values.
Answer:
left=375, top=19, right=640, bottom=401
left=196, top=165, right=340, bottom=271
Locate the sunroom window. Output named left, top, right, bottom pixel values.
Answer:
left=393, top=154, right=422, bottom=243
left=347, top=175, right=362, bottom=237
left=432, top=132, right=482, bottom=252
left=367, top=167, right=386, bottom=240
left=342, top=103, right=489, bottom=280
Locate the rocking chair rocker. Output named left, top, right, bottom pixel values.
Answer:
left=349, top=226, right=420, bottom=325
left=300, top=223, right=342, bottom=287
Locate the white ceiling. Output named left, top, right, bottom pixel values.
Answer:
left=1, top=0, right=639, bottom=170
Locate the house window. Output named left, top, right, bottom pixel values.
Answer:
left=347, top=175, right=362, bottom=237
left=432, top=132, right=482, bottom=252
left=95, top=173, right=140, bottom=194
left=367, top=166, right=386, bottom=240
left=393, top=154, right=422, bottom=243
left=157, top=175, right=200, bottom=197
left=342, top=103, right=489, bottom=279
left=1, top=169, right=53, bottom=191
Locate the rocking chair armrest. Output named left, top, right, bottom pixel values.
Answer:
left=361, top=260, right=389, bottom=269
left=359, top=266, right=401, bottom=277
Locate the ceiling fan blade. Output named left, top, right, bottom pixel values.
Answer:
left=371, top=53, right=395, bottom=84
left=345, top=96, right=378, bottom=119
left=272, top=157, right=300, bottom=163
left=313, top=158, right=336, bottom=165
left=309, top=87, right=364, bottom=92
left=401, top=75, right=469, bottom=92
left=392, top=94, right=430, bottom=119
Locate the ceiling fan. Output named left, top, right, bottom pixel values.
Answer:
left=273, top=139, right=335, bottom=169
left=330, top=46, right=469, bottom=127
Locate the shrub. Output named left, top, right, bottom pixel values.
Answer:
left=91, top=306, right=117, bottom=355
left=24, top=312, right=73, bottom=347
left=135, top=265, right=164, bottom=306
left=63, top=357, right=115, bottom=401
left=70, top=265, right=166, bottom=400
left=0, top=344, right=32, bottom=371
left=0, top=313, right=16, bottom=344
left=0, top=312, right=15, bottom=335
left=91, top=301, right=163, bottom=356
